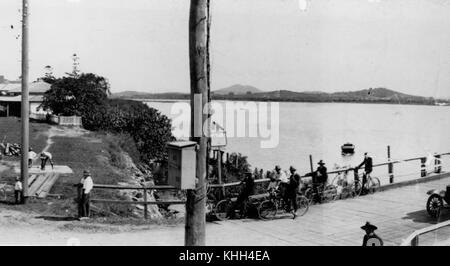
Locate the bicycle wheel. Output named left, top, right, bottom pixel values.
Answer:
left=304, top=188, right=315, bottom=204
left=258, top=200, right=277, bottom=219
left=215, top=200, right=232, bottom=221
left=353, top=180, right=363, bottom=197
left=296, top=195, right=309, bottom=216
left=323, top=185, right=338, bottom=202
left=366, top=177, right=381, bottom=194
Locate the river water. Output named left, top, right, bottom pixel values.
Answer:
left=145, top=100, right=450, bottom=185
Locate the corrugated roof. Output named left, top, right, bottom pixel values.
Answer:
left=0, top=95, right=21, bottom=102
left=0, top=83, right=20, bottom=92
left=0, top=95, right=43, bottom=103
left=8, top=81, right=51, bottom=94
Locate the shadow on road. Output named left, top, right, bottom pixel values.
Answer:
left=402, top=208, right=450, bottom=224
left=35, top=216, right=79, bottom=222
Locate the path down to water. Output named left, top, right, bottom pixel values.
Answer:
left=1, top=173, right=450, bottom=246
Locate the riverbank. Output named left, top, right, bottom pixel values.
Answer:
left=0, top=117, right=168, bottom=221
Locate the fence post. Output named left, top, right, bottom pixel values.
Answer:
left=143, top=187, right=148, bottom=220
left=388, top=146, right=394, bottom=184
left=421, top=157, right=427, bottom=177
left=77, top=184, right=82, bottom=218
left=435, top=154, right=442, bottom=174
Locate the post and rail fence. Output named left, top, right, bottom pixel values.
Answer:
left=74, top=184, right=185, bottom=219
left=73, top=150, right=450, bottom=219
left=208, top=150, right=450, bottom=199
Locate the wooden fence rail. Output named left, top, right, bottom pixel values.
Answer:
left=401, top=219, right=450, bottom=246
left=210, top=152, right=450, bottom=189
left=74, top=152, right=450, bottom=219
left=74, top=184, right=183, bottom=219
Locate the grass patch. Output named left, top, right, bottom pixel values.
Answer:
left=0, top=117, right=49, bottom=156
left=0, top=117, right=136, bottom=218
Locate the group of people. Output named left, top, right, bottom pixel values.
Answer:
left=230, top=152, right=374, bottom=220
left=28, top=148, right=54, bottom=170
left=12, top=149, right=55, bottom=204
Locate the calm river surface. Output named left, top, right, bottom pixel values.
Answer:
left=145, top=100, right=450, bottom=185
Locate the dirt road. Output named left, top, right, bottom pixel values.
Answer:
left=1, top=173, right=450, bottom=246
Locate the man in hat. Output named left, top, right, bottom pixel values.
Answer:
left=40, top=151, right=54, bottom=170
left=274, top=165, right=289, bottom=201
left=79, top=170, right=94, bottom=219
left=286, top=166, right=301, bottom=219
left=312, top=160, right=328, bottom=203
left=357, top=153, right=373, bottom=194
left=361, top=222, right=383, bottom=246
left=14, top=176, right=23, bottom=204
left=229, top=171, right=255, bottom=218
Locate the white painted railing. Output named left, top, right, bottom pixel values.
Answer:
left=58, top=115, right=82, bottom=127
left=401, top=219, right=450, bottom=246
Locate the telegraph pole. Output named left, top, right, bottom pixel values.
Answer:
left=186, top=0, right=210, bottom=246
left=20, top=0, right=30, bottom=204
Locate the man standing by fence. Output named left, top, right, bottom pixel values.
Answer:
left=14, top=176, right=23, bottom=204
left=79, top=170, right=93, bottom=220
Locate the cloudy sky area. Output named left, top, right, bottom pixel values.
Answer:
left=0, top=0, right=449, bottom=97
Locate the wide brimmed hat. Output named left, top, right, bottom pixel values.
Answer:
left=83, top=170, right=91, bottom=176
left=275, top=165, right=281, bottom=171
left=244, top=170, right=253, bottom=176
left=318, top=160, right=325, bottom=165
left=361, top=222, right=377, bottom=231
left=289, top=166, right=296, bottom=171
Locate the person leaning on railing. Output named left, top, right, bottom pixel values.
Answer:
left=312, top=160, right=328, bottom=203
left=357, top=152, right=373, bottom=194
left=228, top=171, right=255, bottom=219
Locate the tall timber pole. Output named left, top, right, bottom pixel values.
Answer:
left=20, top=0, right=30, bottom=204
left=185, top=0, right=210, bottom=246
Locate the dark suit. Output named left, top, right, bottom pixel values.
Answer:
left=313, top=165, right=327, bottom=203
left=231, top=176, right=255, bottom=217
left=358, top=157, right=373, bottom=191
left=286, top=173, right=300, bottom=212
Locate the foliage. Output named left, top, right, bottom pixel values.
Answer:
left=42, top=73, right=175, bottom=163
left=41, top=73, right=110, bottom=116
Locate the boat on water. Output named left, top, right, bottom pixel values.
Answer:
left=341, top=143, right=355, bottom=155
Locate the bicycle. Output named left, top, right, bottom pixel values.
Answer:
left=331, top=169, right=360, bottom=199
left=303, top=182, right=337, bottom=204
left=353, top=169, right=380, bottom=195
left=214, top=192, right=260, bottom=220
left=258, top=190, right=309, bottom=219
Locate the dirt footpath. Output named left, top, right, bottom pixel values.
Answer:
left=0, top=208, right=184, bottom=246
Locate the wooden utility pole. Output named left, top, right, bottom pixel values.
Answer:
left=387, top=145, right=394, bottom=184
left=20, top=0, right=30, bottom=204
left=186, top=0, right=210, bottom=246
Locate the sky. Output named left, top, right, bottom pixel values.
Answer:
left=0, top=0, right=449, bottom=98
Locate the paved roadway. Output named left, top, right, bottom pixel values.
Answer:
left=205, top=173, right=450, bottom=246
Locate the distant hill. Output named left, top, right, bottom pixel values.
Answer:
left=110, top=91, right=189, bottom=100
left=111, top=87, right=436, bottom=105
left=212, top=84, right=263, bottom=95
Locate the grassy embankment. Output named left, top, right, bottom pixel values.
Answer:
left=0, top=117, right=144, bottom=219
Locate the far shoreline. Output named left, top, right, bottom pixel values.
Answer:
left=121, top=97, right=449, bottom=108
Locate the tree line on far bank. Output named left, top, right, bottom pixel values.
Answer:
left=40, top=73, right=175, bottom=164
